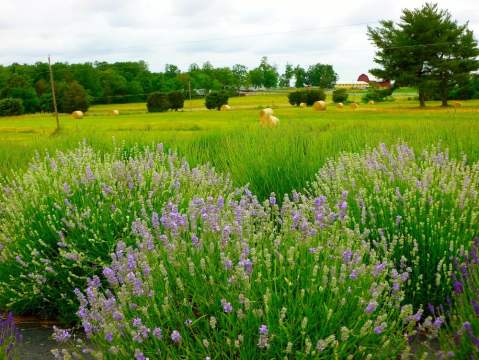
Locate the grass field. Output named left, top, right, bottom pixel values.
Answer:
left=2, top=90, right=479, bottom=358
left=1, top=92, right=478, bottom=200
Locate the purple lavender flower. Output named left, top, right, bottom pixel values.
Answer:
left=153, top=327, right=162, bottom=339
left=105, top=332, right=113, bottom=342
left=171, top=330, right=181, bottom=344
left=52, top=326, right=71, bottom=343
left=221, top=299, right=233, bottom=313
left=239, top=258, right=253, bottom=274
left=191, top=234, right=200, bottom=247
left=374, top=324, right=385, bottom=334
left=259, top=324, right=269, bottom=335
left=308, top=247, right=318, bottom=254
left=472, top=300, right=479, bottom=317
left=433, top=317, right=444, bottom=329
left=269, top=194, right=276, bottom=206
left=134, top=349, right=147, bottom=360
left=342, top=250, right=353, bottom=264
left=463, top=321, right=473, bottom=332
left=132, top=317, right=142, bottom=327
left=224, top=259, right=233, bottom=270
left=349, top=269, right=358, bottom=280
left=365, top=301, right=378, bottom=314
left=372, top=263, right=386, bottom=277
left=453, top=280, right=464, bottom=294
left=112, top=311, right=124, bottom=321
left=102, top=267, right=118, bottom=286
left=151, top=212, right=160, bottom=229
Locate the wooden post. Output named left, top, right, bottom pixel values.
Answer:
left=48, top=55, right=60, bottom=131
left=188, top=80, right=192, bottom=111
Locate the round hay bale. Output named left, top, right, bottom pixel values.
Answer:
left=71, top=111, right=84, bottom=119
left=368, top=100, right=375, bottom=105
left=269, top=115, right=279, bottom=127
left=453, top=101, right=461, bottom=108
left=111, top=109, right=120, bottom=116
left=260, top=108, right=274, bottom=118
left=350, top=103, right=359, bottom=110
left=220, top=104, right=231, bottom=111
left=337, top=103, right=344, bottom=109
left=299, top=102, right=307, bottom=108
left=313, top=101, right=327, bottom=111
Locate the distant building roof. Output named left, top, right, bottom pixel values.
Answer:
left=357, top=74, right=370, bottom=82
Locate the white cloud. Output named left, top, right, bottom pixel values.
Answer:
left=0, top=0, right=477, bottom=81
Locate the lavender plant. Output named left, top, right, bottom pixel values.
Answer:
left=433, top=238, right=479, bottom=359
left=307, top=143, right=479, bottom=309
left=0, top=143, right=234, bottom=323
left=55, top=191, right=418, bottom=359
left=0, top=313, right=21, bottom=360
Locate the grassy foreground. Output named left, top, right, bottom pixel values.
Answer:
left=1, top=93, right=478, bottom=200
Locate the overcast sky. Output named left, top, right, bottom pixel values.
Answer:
left=0, top=0, right=478, bottom=81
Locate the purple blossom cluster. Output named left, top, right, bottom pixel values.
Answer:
left=0, top=313, right=21, bottom=358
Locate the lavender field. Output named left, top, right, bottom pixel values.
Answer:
left=1, top=141, right=479, bottom=359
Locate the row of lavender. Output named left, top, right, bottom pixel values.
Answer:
left=0, top=143, right=478, bottom=358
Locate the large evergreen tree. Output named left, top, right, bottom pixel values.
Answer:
left=368, top=3, right=479, bottom=107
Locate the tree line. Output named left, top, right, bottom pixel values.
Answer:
left=0, top=57, right=338, bottom=114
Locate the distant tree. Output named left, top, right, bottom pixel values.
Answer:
left=249, top=57, right=279, bottom=88
left=231, top=64, right=249, bottom=89
left=0, top=74, right=40, bottom=113
left=306, top=64, right=338, bottom=88
left=279, top=63, right=294, bottom=88
left=60, top=81, right=89, bottom=113
left=449, top=74, right=479, bottom=99
left=147, top=92, right=170, bottom=112
left=168, top=91, right=185, bottom=111
left=294, top=65, right=307, bottom=88
left=205, top=91, right=229, bottom=110
left=0, top=98, right=24, bottom=116
left=368, top=3, right=479, bottom=107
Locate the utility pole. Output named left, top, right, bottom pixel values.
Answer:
left=48, top=55, right=60, bottom=131
left=188, top=79, right=192, bottom=111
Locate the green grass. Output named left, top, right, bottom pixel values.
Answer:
left=1, top=93, right=478, bottom=200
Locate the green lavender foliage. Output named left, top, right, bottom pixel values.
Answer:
left=57, top=191, right=416, bottom=359
left=307, top=143, right=479, bottom=309
left=0, top=144, right=233, bottom=323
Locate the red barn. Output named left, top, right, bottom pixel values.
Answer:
left=357, top=74, right=370, bottom=83
left=357, top=73, right=391, bottom=89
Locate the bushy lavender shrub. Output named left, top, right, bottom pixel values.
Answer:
left=0, top=144, right=234, bottom=323
left=432, top=238, right=479, bottom=358
left=0, top=313, right=21, bottom=360
left=56, top=191, right=418, bottom=359
left=307, top=143, right=479, bottom=309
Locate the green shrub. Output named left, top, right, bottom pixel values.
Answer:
left=287, top=90, right=305, bottom=106
left=332, top=88, right=349, bottom=103
left=147, top=92, right=170, bottom=112
left=0, top=144, right=234, bottom=323
left=168, top=91, right=185, bottom=111
left=205, top=91, right=229, bottom=110
left=0, top=98, right=24, bottom=116
left=362, top=87, right=393, bottom=103
left=288, top=89, right=326, bottom=106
